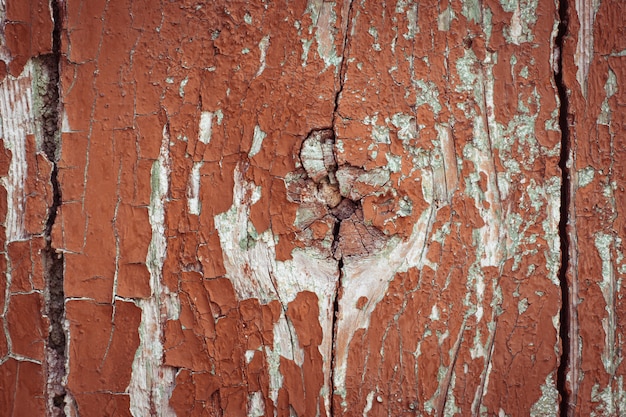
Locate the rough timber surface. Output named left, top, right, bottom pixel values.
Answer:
left=561, top=0, right=626, bottom=415
left=0, top=0, right=624, bottom=416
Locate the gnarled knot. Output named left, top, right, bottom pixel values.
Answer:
left=287, top=129, right=389, bottom=259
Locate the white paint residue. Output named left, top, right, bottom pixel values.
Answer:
left=444, top=372, right=461, bottom=416
left=275, top=251, right=339, bottom=414
left=481, top=61, right=506, bottom=268
left=265, top=342, right=283, bottom=407
left=198, top=111, right=213, bottom=144
left=248, top=391, right=265, bottom=417
left=529, top=374, right=558, bottom=416
left=598, top=69, right=617, bottom=125
left=400, top=208, right=437, bottom=270
left=0, top=62, right=35, bottom=242
left=438, top=6, right=453, bottom=31
left=245, top=349, right=257, bottom=363
left=214, top=164, right=339, bottom=415
left=595, top=233, right=619, bottom=375
left=187, top=161, right=203, bottom=215
left=590, top=376, right=626, bottom=415
left=129, top=125, right=177, bottom=417
left=430, top=305, right=440, bottom=321
left=391, top=113, right=417, bottom=142
left=385, top=153, right=402, bottom=173
left=249, top=125, right=266, bottom=158
left=265, top=313, right=305, bottom=403
left=457, top=55, right=504, bottom=268
left=500, top=0, right=539, bottom=44
left=214, top=171, right=275, bottom=302
left=469, top=329, right=487, bottom=360
left=178, top=77, right=188, bottom=98
left=542, top=177, right=562, bottom=286
left=276, top=311, right=304, bottom=365
left=362, top=391, right=375, bottom=416
left=368, top=26, right=382, bottom=51
left=255, top=35, right=270, bottom=77
left=404, top=3, right=419, bottom=39
left=61, top=110, right=72, bottom=133
left=577, top=166, right=595, bottom=188
left=508, top=6, right=523, bottom=44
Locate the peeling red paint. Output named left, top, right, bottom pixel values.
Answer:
left=1, top=0, right=626, bottom=415
left=561, top=1, right=626, bottom=415
left=3, top=0, right=53, bottom=77
left=65, top=300, right=140, bottom=413
left=0, top=358, right=46, bottom=416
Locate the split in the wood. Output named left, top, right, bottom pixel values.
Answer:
left=38, top=1, right=67, bottom=415
left=555, top=0, right=573, bottom=414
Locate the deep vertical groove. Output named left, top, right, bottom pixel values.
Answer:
left=42, top=0, right=66, bottom=415
left=329, top=200, right=343, bottom=417
left=329, top=255, right=343, bottom=417
left=555, top=0, right=571, bottom=415
left=329, top=2, right=354, bottom=414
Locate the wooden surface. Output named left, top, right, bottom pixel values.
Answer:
left=0, top=0, right=625, bottom=416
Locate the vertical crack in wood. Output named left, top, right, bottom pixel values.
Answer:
left=41, top=1, right=66, bottom=415
left=331, top=0, right=354, bottom=127
left=329, top=254, right=342, bottom=417
left=328, top=1, right=354, bottom=412
left=555, top=0, right=572, bottom=415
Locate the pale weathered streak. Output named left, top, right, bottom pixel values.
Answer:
left=129, top=125, right=177, bottom=417
left=333, top=206, right=435, bottom=401
left=215, top=163, right=339, bottom=415
left=0, top=63, right=34, bottom=242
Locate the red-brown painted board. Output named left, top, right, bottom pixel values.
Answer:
left=563, top=0, right=626, bottom=415
left=54, top=0, right=567, bottom=415
left=2, top=0, right=625, bottom=415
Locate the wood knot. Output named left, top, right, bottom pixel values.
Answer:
left=287, top=128, right=391, bottom=259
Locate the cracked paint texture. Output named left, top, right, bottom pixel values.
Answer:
left=0, top=0, right=625, bottom=416
left=561, top=0, right=626, bottom=415
left=331, top=1, right=562, bottom=415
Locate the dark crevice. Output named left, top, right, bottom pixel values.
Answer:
left=331, top=216, right=342, bottom=257
left=329, top=255, right=343, bottom=417
left=555, top=0, right=571, bottom=415
left=328, top=2, right=353, bottom=414
left=42, top=0, right=66, bottom=415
